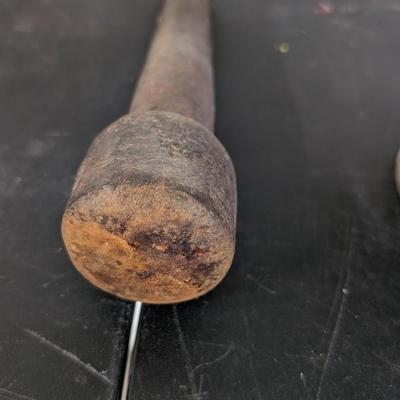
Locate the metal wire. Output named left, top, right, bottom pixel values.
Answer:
left=120, top=301, right=143, bottom=400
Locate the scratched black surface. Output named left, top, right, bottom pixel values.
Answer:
left=0, top=1, right=160, bottom=399
left=1, top=0, right=400, bottom=399
left=131, top=0, right=400, bottom=399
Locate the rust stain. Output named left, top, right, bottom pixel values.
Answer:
left=61, top=0, right=236, bottom=304
left=62, top=184, right=234, bottom=304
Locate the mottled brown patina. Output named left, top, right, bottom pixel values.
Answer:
left=62, top=0, right=237, bottom=304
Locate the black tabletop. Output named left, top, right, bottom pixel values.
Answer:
left=1, top=1, right=400, bottom=399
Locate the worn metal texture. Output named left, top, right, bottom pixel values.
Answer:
left=131, top=0, right=214, bottom=130
left=62, top=0, right=237, bottom=304
left=62, top=111, right=236, bottom=304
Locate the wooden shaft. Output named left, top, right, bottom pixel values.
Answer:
left=131, top=0, right=214, bottom=130
left=61, top=0, right=236, bottom=304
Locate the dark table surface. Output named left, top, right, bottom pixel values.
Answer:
left=1, top=0, right=400, bottom=399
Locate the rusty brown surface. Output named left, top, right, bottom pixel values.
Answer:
left=62, top=0, right=237, bottom=304
left=130, top=0, right=214, bottom=130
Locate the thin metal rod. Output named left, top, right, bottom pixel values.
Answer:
left=120, top=301, right=143, bottom=400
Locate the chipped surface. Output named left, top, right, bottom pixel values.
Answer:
left=63, top=0, right=236, bottom=304
left=63, top=112, right=236, bottom=303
